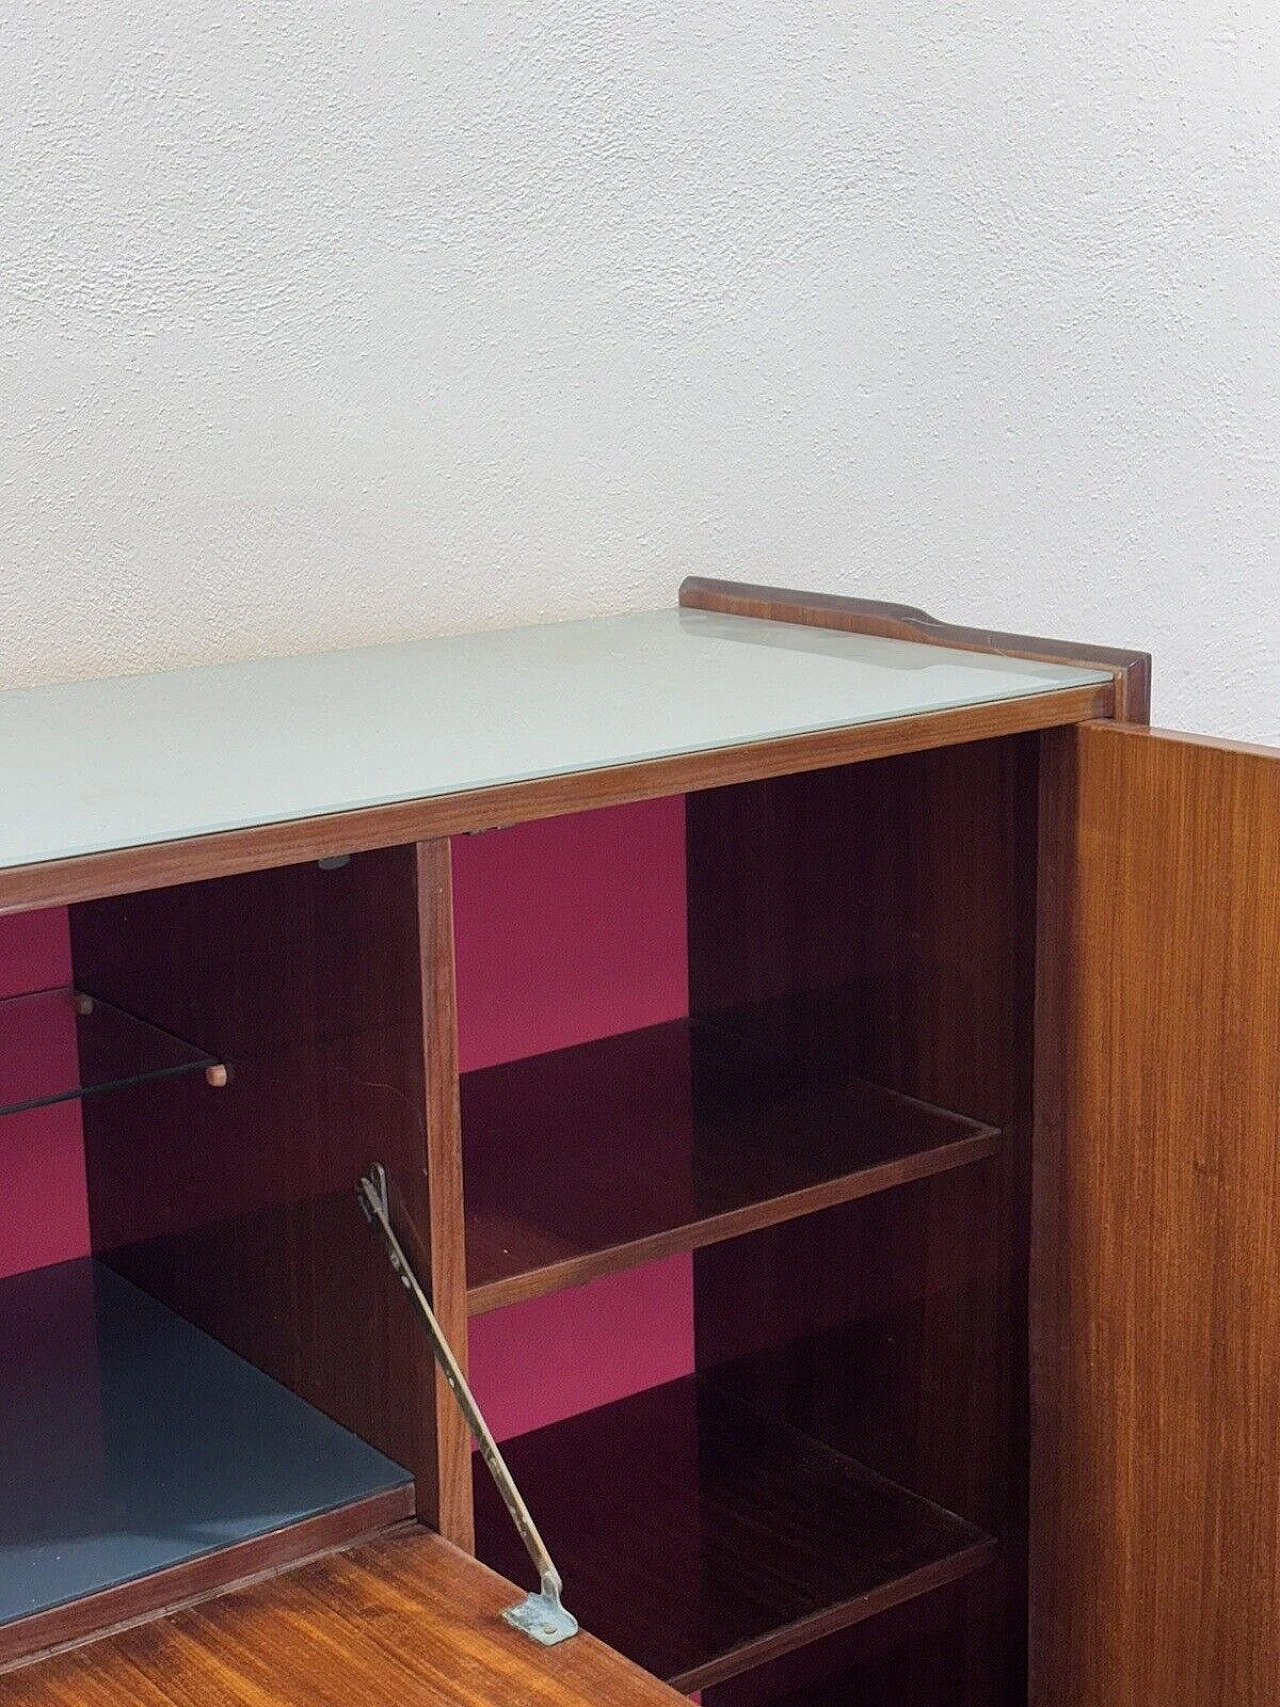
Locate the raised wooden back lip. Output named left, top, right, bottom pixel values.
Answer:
left=679, top=576, right=1152, bottom=725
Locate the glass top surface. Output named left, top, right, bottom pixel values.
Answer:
left=0, top=607, right=1109, bottom=871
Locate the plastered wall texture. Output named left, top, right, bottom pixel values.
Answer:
left=3, top=4, right=1278, bottom=740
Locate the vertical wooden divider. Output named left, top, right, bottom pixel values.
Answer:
left=416, top=838, right=475, bottom=1551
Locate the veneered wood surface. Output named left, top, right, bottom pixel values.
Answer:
left=0, top=684, right=1111, bottom=915
left=679, top=577, right=1151, bottom=721
left=8, top=1528, right=687, bottom=1707
left=472, top=1375, right=995, bottom=1693
left=1032, top=720, right=1280, bottom=1707
left=416, top=838, right=474, bottom=1550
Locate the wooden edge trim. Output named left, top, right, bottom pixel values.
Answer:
left=668, top=1535, right=999, bottom=1694
left=1028, top=722, right=1081, bottom=1704
left=679, top=576, right=1152, bottom=724
left=0, top=1485, right=415, bottom=1673
left=0, top=682, right=1112, bottom=916
left=1079, top=718, right=1279, bottom=763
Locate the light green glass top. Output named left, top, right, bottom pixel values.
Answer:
left=0, top=608, right=1109, bottom=871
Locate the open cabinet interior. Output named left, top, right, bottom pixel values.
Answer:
left=457, top=733, right=1038, bottom=1704
left=0, top=848, right=438, bottom=1664
left=0, top=731, right=1037, bottom=1698
left=0, top=583, right=1164, bottom=1704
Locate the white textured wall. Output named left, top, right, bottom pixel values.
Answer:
left=3, top=3, right=1278, bottom=739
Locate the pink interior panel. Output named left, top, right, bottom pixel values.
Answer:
left=0, top=907, right=73, bottom=998
left=0, top=909, right=91, bottom=1280
left=453, top=798, right=696, bottom=1434
left=467, top=1255, right=695, bottom=1442
left=451, top=795, right=688, bottom=1072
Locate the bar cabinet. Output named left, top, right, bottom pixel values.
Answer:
left=0, top=578, right=1271, bottom=1707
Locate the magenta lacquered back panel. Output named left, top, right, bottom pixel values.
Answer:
left=0, top=909, right=91, bottom=1279
left=452, top=798, right=696, bottom=1439
left=451, top=795, right=689, bottom=1071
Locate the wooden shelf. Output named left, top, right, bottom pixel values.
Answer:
left=471, top=1375, right=996, bottom=1693
left=0, top=1257, right=414, bottom=1665
left=0, top=986, right=217, bottom=1117
left=462, top=1019, right=998, bottom=1313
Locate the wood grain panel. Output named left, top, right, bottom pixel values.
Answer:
left=471, top=1375, right=995, bottom=1693
left=7, top=1528, right=687, bottom=1706
left=70, top=848, right=442, bottom=1516
left=680, top=577, right=1151, bottom=721
left=416, top=838, right=474, bottom=1549
left=463, top=1016, right=997, bottom=1313
left=1032, top=721, right=1280, bottom=1707
left=0, top=684, right=1111, bottom=915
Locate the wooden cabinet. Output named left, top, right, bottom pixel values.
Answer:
left=0, top=580, right=1268, bottom=1706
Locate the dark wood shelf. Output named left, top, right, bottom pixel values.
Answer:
left=462, top=1018, right=998, bottom=1313
left=472, top=1375, right=996, bottom=1693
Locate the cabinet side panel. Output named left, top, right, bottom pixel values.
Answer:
left=1032, top=723, right=1280, bottom=1707
left=69, top=847, right=444, bottom=1519
left=687, top=737, right=1040, bottom=1707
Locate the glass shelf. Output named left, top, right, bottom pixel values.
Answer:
left=0, top=986, right=219, bottom=1117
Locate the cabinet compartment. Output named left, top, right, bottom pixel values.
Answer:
left=0, top=1258, right=409, bottom=1645
left=689, top=742, right=1036, bottom=1706
left=0, top=847, right=436, bottom=1665
left=472, top=1266, right=997, bottom=1692
left=458, top=735, right=1036, bottom=1705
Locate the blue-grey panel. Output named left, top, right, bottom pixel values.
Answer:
left=0, top=1257, right=411, bottom=1625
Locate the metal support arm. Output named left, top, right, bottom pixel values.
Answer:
left=357, top=1162, right=578, bottom=1647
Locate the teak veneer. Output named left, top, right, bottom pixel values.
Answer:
left=1032, top=720, right=1280, bottom=1707
left=471, top=1374, right=998, bottom=1693
left=6, top=1530, right=687, bottom=1707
